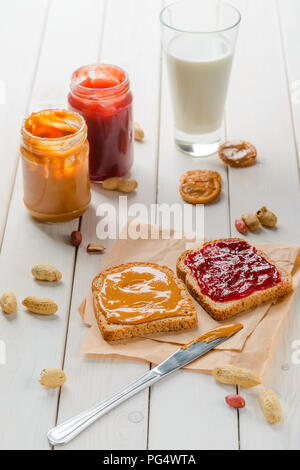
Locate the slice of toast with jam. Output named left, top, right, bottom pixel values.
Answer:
left=177, top=238, right=292, bottom=321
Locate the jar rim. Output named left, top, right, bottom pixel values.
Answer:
left=21, top=108, right=86, bottom=143
left=70, top=63, right=130, bottom=100
left=21, top=109, right=87, bottom=157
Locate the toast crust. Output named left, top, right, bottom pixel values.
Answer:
left=92, top=262, right=198, bottom=341
left=176, top=238, right=293, bottom=321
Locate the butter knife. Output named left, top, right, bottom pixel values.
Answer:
left=47, top=322, right=243, bottom=446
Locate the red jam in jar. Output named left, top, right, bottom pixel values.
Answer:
left=184, top=239, right=282, bottom=302
left=68, top=64, right=133, bottom=181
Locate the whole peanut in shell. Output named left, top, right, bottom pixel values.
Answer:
left=22, top=296, right=58, bottom=315
left=32, top=264, right=62, bottom=282
left=102, top=177, right=137, bottom=193
left=256, top=206, right=277, bottom=228
left=212, top=365, right=261, bottom=388
left=0, top=291, right=17, bottom=314
left=242, top=213, right=260, bottom=231
left=102, top=177, right=123, bottom=190
left=39, top=368, right=66, bottom=388
left=259, top=388, right=282, bottom=424
left=134, top=122, right=145, bottom=142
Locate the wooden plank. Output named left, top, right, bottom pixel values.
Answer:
left=29, top=0, right=105, bottom=112
left=57, top=0, right=162, bottom=449
left=227, top=0, right=300, bottom=449
left=148, top=30, right=238, bottom=451
left=277, top=0, right=300, bottom=162
left=3, top=0, right=299, bottom=451
left=276, top=0, right=300, bottom=440
left=0, top=0, right=106, bottom=450
left=239, top=288, right=300, bottom=450
left=0, top=173, right=77, bottom=451
left=0, top=0, right=49, bottom=246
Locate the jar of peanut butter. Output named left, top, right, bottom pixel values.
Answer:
left=20, top=109, right=91, bottom=222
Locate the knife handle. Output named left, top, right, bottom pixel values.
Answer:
left=47, top=369, right=161, bottom=447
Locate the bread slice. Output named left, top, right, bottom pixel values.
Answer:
left=92, top=262, right=198, bottom=341
left=177, top=238, right=293, bottom=321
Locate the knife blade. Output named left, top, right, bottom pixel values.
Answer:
left=154, top=322, right=243, bottom=375
left=47, top=322, right=243, bottom=446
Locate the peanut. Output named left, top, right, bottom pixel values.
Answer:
left=118, top=178, right=138, bottom=193
left=102, top=177, right=138, bottom=193
left=22, top=296, right=58, bottom=315
left=0, top=291, right=17, bottom=314
left=70, top=230, right=82, bottom=247
left=259, top=388, right=282, bottom=424
left=225, top=393, right=246, bottom=409
left=242, top=213, right=260, bottom=231
left=32, top=264, right=62, bottom=282
left=212, top=365, right=261, bottom=388
left=256, top=206, right=277, bottom=228
left=235, top=219, right=247, bottom=234
left=102, top=177, right=123, bottom=190
left=134, top=122, right=144, bottom=142
left=39, top=368, right=66, bottom=388
left=87, top=243, right=105, bottom=253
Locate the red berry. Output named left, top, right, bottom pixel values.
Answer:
left=225, top=393, right=246, bottom=409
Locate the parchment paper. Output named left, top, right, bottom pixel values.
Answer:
left=79, top=223, right=300, bottom=377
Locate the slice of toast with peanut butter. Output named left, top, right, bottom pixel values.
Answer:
left=92, top=262, right=198, bottom=341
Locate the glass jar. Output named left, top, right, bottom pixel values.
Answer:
left=68, top=63, right=133, bottom=182
left=20, top=109, right=91, bottom=222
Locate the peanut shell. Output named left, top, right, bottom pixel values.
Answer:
left=134, top=122, right=144, bottom=142
left=39, top=368, right=66, bottom=388
left=118, top=178, right=138, bottom=193
left=32, top=264, right=62, bottom=282
left=102, top=177, right=123, bottom=190
left=0, top=291, right=17, bottom=314
left=242, top=213, right=260, bottom=231
left=256, top=206, right=277, bottom=228
left=212, top=364, right=261, bottom=388
left=259, top=388, right=283, bottom=424
left=22, top=296, right=58, bottom=315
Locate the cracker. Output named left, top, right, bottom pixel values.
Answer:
left=218, top=140, right=257, bottom=167
left=179, top=169, right=221, bottom=204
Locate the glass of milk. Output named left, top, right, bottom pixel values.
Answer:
left=160, top=0, right=240, bottom=157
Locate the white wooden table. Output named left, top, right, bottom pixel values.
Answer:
left=1, top=0, right=300, bottom=450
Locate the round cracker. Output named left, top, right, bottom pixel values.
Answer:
left=179, top=169, right=221, bottom=204
left=218, top=140, right=257, bottom=167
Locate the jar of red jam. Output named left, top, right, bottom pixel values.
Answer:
left=68, top=64, right=133, bottom=181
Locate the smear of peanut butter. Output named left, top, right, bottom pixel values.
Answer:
left=97, top=264, right=192, bottom=325
left=25, top=110, right=78, bottom=138
left=181, top=323, right=243, bottom=349
left=182, top=173, right=217, bottom=197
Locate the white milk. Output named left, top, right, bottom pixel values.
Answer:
left=165, top=34, right=233, bottom=135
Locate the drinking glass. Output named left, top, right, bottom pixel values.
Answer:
left=160, top=0, right=241, bottom=157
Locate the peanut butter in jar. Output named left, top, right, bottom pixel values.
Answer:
left=20, top=109, right=91, bottom=222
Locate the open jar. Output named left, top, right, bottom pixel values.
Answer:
left=20, top=109, right=91, bottom=222
left=68, top=63, right=133, bottom=182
